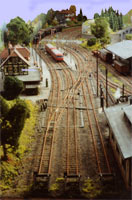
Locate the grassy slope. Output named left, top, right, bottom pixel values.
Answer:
left=0, top=100, right=38, bottom=192
left=123, top=9, right=132, bottom=26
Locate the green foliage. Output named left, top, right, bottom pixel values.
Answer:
left=45, top=9, right=55, bottom=25
left=87, top=38, right=96, bottom=46
left=0, top=96, right=10, bottom=118
left=16, top=100, right=38, bottom=156
left=1, top=160, right=18, bottom=188
left=94, top=13, right=100, bottom=19
left=91, top=17, right=109, bottom=39
left=49, top=177, right=64, bottom=197
left=82, top=178, right=102, bottom=198
left=77, top=8, right=83, bottom=21
left=3, top=76, right=24, bottom=100
left=1, top=99, right=30, bottom=152
left=126, top=34, right=132, bottom=40
left=0, top=100, right=37, bottom=192
left=94, top=6, right=124, bottom=32
left=123, top=9, right=132, bottom=25
left=6, top=17, right=33, bottom=46
left=66, top=21, right=75, bottom=27
left=52, top=19, right=59, bottom=26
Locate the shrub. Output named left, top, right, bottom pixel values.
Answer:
left=126, top=34, right=132, bottom=40
left=3, top=76, right=24, bottom=100
left=82, top=178, right=102, bottom=198
left=87, top=38, right=96, bottom=46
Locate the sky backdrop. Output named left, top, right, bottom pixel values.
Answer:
left=0, top=0, right=132, bottom=27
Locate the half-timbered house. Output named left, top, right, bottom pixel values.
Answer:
left=0, top=48, right=30, bottom=76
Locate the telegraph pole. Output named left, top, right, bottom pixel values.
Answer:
left=106, top=68, right=108, bottom=107
left=96, top=51, right=99, bottom=97
left=122, top=84, right=124, bottom=96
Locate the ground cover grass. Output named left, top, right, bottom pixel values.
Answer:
left=0, top=99, right=38, bottom=193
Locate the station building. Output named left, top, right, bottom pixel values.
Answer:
left=106, top=40, right=132, bottom=76
left=0, top=46, right=41, bottom=95
left=104, top=101, right=132, bottom=190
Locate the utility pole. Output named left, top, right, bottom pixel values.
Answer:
left=106, top=68, right=108, bottom=107
left=122, top=84, right=124, bottom=96
left=96, top=51, right=99, bottom=97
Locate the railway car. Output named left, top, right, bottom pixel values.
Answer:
left=45, top=43, right=56, bottom=54
left=33, top=25, right=64, bottom=43
left=114, top=60, right=129, bottom=75
left=99, top=49, right=113, bottom=64
left=50, top=49, right=64, bottom=61
left=45, top=43, right=63, bottom=61
left=92, top=50, right=100, bottom=57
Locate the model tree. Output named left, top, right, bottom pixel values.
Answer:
left=3, top=76, right=24, bottom=100
left=69, top=5, right=76, bottom=16
left=77, top=8, right=83, bottom=21
left=5, top=17, right=33, bottom=46
left=1, top=98, right=30, bottom=160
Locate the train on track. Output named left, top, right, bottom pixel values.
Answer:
left=45, top=43, right=64, bottom=61
left=33, top=25, right=65, bottom=45
left=92, top=49, right=130, bottom=75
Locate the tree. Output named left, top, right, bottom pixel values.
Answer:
left=6, top=17, right=33, bottom=46
left=69, top=5, right=76, bottom=16
left=94, top=13, right=100, bottom=19
left=91, top=18, right=109, bottom=39
left=83, top=16, right=87, bottom=21
left=101, top=9, right=104, bottom=17
left=45, top=9, right=55, bottom=25
left=77, top=9, right=83, bottom=21
left=3, top=76, right=24, bottom=100
left=0, top=96, right=9, bottom=119
left=3, top=31, right=9, bottom=47
left=1, top=99, right=30, bottom=158
left=52, top=19, right=59, bottom=26
left=109, top=13, right=114, bottom=30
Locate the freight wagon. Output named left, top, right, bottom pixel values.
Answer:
left=114, top=60, right=129, bottom=75
left=99, top=49, right=113, bottom=64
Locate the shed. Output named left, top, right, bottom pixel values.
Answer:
left=106, top=40, right=132, bottom=75
left=104, top=103, right=132, bottom=189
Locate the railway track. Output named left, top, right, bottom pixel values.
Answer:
left=33, top=35, right=124, bottom=190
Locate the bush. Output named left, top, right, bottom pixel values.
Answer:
left=87, top=38, right=96, bottom=46
left=3, top=76, right=24, bottom=100
left=81, top=178, right=102, bottom=199
left=66, top=21, right=75, bottom=27
left=126, top=34, right=132, bottom=40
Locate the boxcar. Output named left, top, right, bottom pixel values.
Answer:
left=99, top=49, right=113, bottom=64
left=114, top=60, right=129, bottom=75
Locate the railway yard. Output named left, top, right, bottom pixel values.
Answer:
left=3, top=27, right=132, bottom=199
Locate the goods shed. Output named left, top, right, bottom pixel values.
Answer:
left=104, top=102, right=132, bottom=190
left=106, top=40, right=132, bottom=75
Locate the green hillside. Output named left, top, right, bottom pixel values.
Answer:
left=31, top=13, right=46, bottom=28
left=123, top=9, right=132, bottom=25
